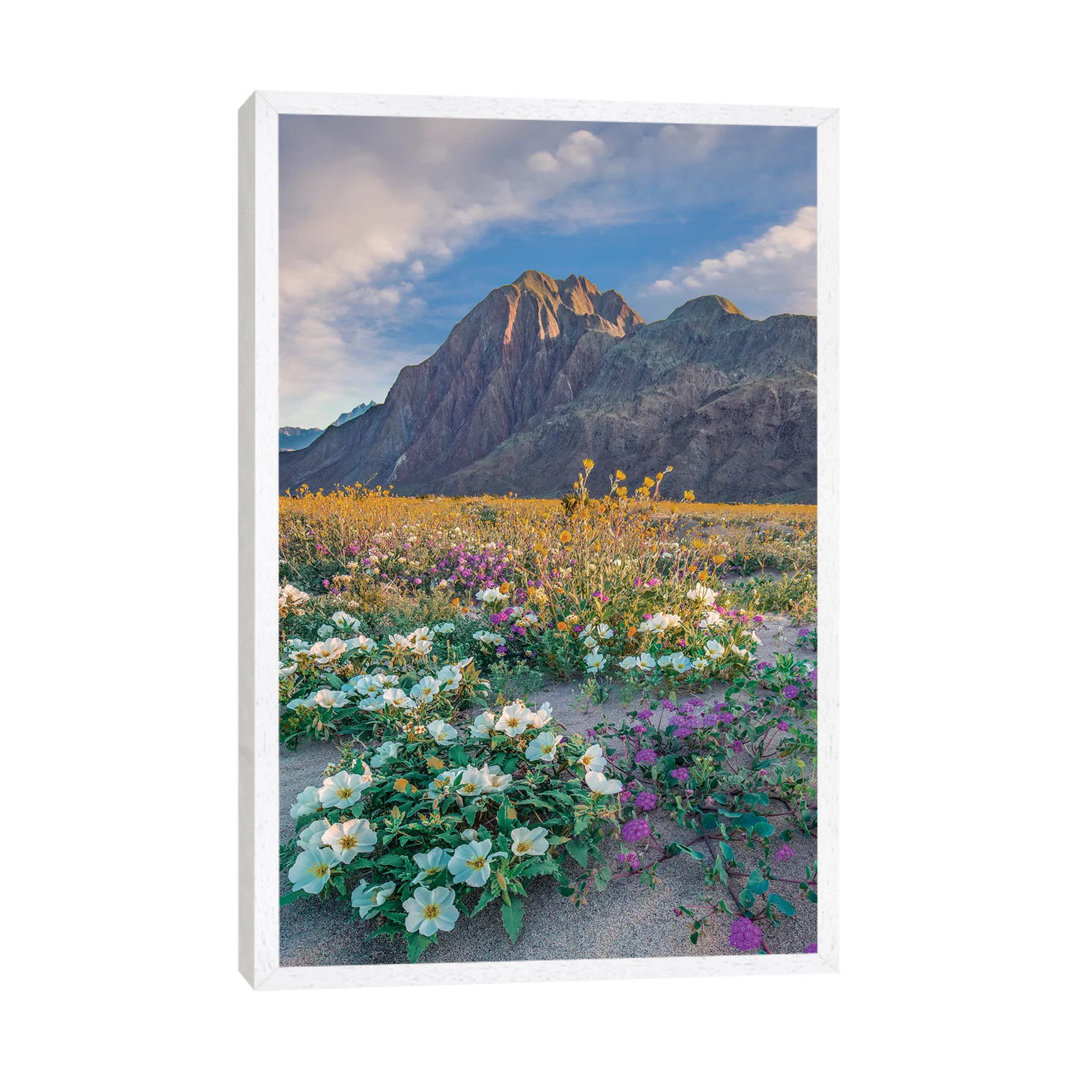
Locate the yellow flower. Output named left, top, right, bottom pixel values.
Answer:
left=583, top=458, right=594, bottom=470
left=499, top=582, right=511, bottom=594
left=426, top=757, right=445, bottom=771
left=615, top=470, right=625, bottom=481
left=683, top=490, right=696, bottom=502
left=393, top=777, right=409, bottom=793
left=559, top=530, right=571, bottom=544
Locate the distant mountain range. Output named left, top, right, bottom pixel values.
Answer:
left=279, top=271, right=816, bottom=501
left=279, top=401, right=377, bottom=451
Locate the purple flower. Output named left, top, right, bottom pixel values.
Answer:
left=777, top=720, right=790, bottom=732
left=670, top=767, right=690, bottom=783
left=783, top=685, right=799, bottom=700
left=775, top=844, right=794, bottom=862
left=632, top=724, right=646, bottom=735
left=755, top=661, right=768, bottom=672
left=635, top=791, right=658, bottom=811
left=495, top=645, right=507, bottom=656
left=621, top=818, right=652, bottom=844
left=716, top=711, right=734, bottom=724
left=619, top=790, right=634, bottom=804
left=634, top=748, right=657, bottom=766
left=616, top=851, right=642, bottom=870
left=729, top=917, right=764, bottom=952
left=804, top=943, right=817, bottom=953
left=753, top=615, right=764, bottom=624
left=732, top=740, right=744, bottom=753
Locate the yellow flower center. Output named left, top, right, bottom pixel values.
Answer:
left=514, top=842, right=531, bottom=854
left=423, top=903, right=441, bottom=919
left=466, top=856, right=487, bottom=871
left=336, top=786, right=353, bottom=800
left=310, top=863, right=330, bottom=878
left=461, top=783, right=477, bottom=794
left=338, top=834, right=358, bottom=850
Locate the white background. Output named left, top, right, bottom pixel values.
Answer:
left=4, top=1, right=1074, bottom=1075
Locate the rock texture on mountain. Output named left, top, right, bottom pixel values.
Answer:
left=279, top=271, right=816, bottom=502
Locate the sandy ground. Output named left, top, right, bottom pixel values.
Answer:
left=279, top=614, right=817, bottom=967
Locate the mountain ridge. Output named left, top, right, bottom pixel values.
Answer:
left=279, top=273, right=816, bottom=501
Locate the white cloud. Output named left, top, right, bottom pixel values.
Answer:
left=649, top=206, right=817, bottom=318
left=278, top=118, right=815, bottom=421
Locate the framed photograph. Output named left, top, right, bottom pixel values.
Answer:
left=239, top=91, right=838, bottom=989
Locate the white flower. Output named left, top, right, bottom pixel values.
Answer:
left=687, top=583, right=718, bottom=606
left=351, top=879, right=395, bottom=916
left=475, top=587, right=505, bottom=604
left=525, top=730, right=560, bottom=762
left=470, top=710, right=498, bottom=738
left=278, top=662, right=297, bottom=679
left=666, top=652, right=692, bottom=673
left=704, top=639, right=725, bottom=659
left=382, top=688, right=416, bottom=710
left=330, top=610, right=362, bottom=631
left=370, top=741, right=401, bottom=768
left=578, top=744, right=607, bottom=772
left=357, top=695, right=386, bottom=712
left=317, top=769, right=371, bottom=809
left=433, top=622, right=456, bottom=634
left=585, top=770, right=623, bottom=795
left=510, top=826, right=549, bottom=857
left=495, top=701, right=533, bottom=736
left=692, top=658, right=709, bottom=671
left=343, top=634, right=376, bottom=654
left=699, top=610, right=725, bottom=628
left=638, top=613, right=682, bottom=635
left=308, top=638, right=347, bottom=665
left=482, top=767, right=513, bottom=793
left=581, top=635, right=599, bottom=649
left=289, top=786, right=322, bottom=819
left=297, top=817, right=332, bottom=850
left=410, top=676, right=442, bottom=704
left=411, top=847, right=452, bottom=884
left=528, top=702, right=554, bottom=728
left=584, top=649, right=606, bottom=673
left=321, top=818, right=377, bottom=862
left=288, top=847, right=339, bottom=893
left=473, top=630, right=506, bottom=646
left=426, top=719, right=458, bottom=745
left=448, top=839, right=499, bottom=887
left=403, top=886, right=460, bottom=936
left=310, top=688, right=350, bottom=709
left=278, top=583, right=310, bottom=613
left=436, top=665, right=463, bottom=691
left=595, top=623, right=614, bottom=639
left=455, top=766, right=488, bottom=797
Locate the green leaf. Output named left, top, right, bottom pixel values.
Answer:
left=517, top=859, right=557, bottom=880
left=405, top=932, right=434, bottom=963
left=279, top=890, right=304, bottom=906
left=719, top=841, right=734, bottom=863
left=472, top=888, right=501, bottom=917
left=565, top=841, right=589, bottom=868
left=768, top=893, right=796, bottom=917
left=497, top=801, right=515, bottom=835
left=501, top=896, right=525, bottom=943
left=324, top=673, right=343, bottom=689
left=462, top=802, right=481, bottom=826
left=594, top=865, right=613, bottom=893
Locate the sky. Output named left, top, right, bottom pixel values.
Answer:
left=280, top=116, right=817, bottom=428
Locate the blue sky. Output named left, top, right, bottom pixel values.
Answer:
left=280, top=116, right=816, bottom=428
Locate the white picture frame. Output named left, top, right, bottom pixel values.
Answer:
left=239, top=91, right=838, bottom=990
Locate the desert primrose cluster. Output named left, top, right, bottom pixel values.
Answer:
left=283, top=699, right=624, bottom=962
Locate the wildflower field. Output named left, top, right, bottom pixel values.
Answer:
left=278, top=465, right=819, bottom=964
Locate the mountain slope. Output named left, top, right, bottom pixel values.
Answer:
left=279, top=402, right=378, bottom=451
left=279, top=272, right=816, bottom=501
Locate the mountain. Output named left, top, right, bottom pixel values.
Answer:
left=279, top=426, right=324, bottom=451
left=279, top=271, right=816, bottom=502
left=331, top=401, right=377, bottom=427
left=279, top=402, right=377, bottom=451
